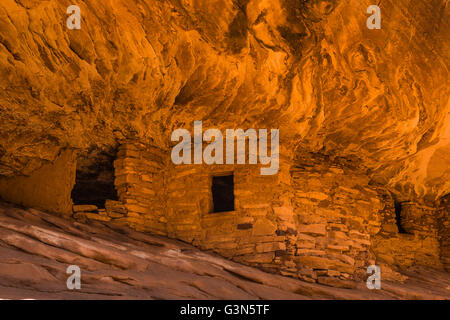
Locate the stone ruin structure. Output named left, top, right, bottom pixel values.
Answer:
left=0, top=0, right=448, bottom=290
left=0, top=140, right=447, bottom=288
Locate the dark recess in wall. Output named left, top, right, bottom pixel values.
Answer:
left=71, top=149, right=118, bottom=208
left=211, top=174, right=235, bottom=213
left=394, top=200, right=408, bottom=234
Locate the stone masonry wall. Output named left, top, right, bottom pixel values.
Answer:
left=372, top=201, right=442, bottom=269
left=165, top=158, right=298, bottom=276
left=108, top=142, right=385, bottom=287
left=112, top=142, right=168, bottom=235
left=71, top=142, right=169, bottom=232
left=72, top=142, right=168, bottom=229
left=72, top=140, right=446, bottom=287
left=290, top=153, right=384, bottom=286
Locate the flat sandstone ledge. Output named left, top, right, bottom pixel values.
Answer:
left=0, top=201, right=449, bottom=300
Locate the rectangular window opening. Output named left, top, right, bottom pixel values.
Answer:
left=211, top=174, right=235, bottom=213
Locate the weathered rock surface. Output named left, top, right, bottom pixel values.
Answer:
left=0, top=0, right=448, bottom=204
left=0, top=201, right=449, bottom=299
left=0, top=0, right=449, bottom=295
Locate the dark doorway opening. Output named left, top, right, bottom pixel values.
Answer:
left=211, top=174, right=235, bottom=213
left=71, top=149, right=118, bottom=209
left=394, top=200, right=408, bottom=234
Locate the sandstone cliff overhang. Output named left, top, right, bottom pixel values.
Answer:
left=0, top=0, right=448, bottom=204
left=0, top=0, right=449, bottom=295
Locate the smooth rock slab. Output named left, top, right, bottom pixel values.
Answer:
left=0, top=201, right=449, bottom=300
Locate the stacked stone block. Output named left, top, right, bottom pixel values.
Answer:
left=72, top=140, right=446, bottom=288
left=290, top=154, right=384, bottom=286
left=113, top=142, right=167, bottom=235
left=372, top=201, right=442, bottom=269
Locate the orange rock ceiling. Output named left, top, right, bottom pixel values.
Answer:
left=0, top=0, right=448, bottom=205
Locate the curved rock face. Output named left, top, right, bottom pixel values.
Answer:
left=0, top=0, right=448, bottom=203
left=0, top=0, right=449, bottom=293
